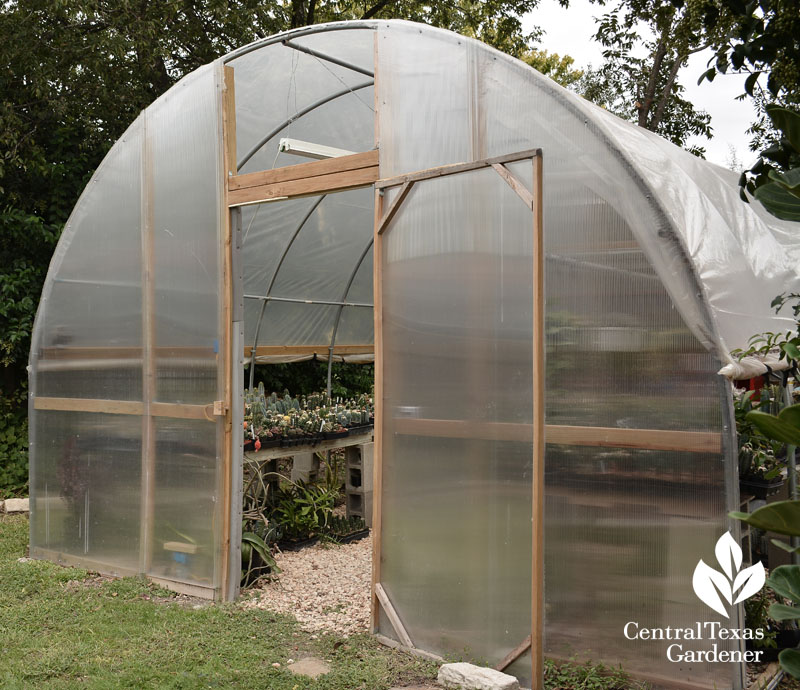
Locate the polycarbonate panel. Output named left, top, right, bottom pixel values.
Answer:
left=32, top=116, right=143, bottom=401
left=229, top=29, right=374, bottom=177
left=149, top=418, right=219, bottom=590
left=147, top=64, right=221, bottom=405
left=29, top=411, right=142, bottom=573
left=381, top=168, right=533, bottom=677
left=376, top=23, right=739, bottom=689
left=241, top=188, right=374, bottom=354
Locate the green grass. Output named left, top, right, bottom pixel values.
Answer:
left=0, top=514, right=437, bottom=689
left=0, top=514, right=646, bottom=689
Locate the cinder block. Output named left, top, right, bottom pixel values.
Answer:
left=346, top=489, right=373, bottom=528
left=291, top=452, right=320, bottom=483
left=345, top=443, right=373, bottom=491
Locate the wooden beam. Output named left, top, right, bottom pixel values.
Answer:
left=229, top=149, right=378, bottom=191
left=245, top=344, right=374, bottom=358
left=223, top=65, right=237, bottom=178
left=140, top=118, right=156, bottom=578
left=220, top=63, right=237, bottom=601
left=39, top=346, right=215, bottom=360
left=374, top=583, right=414, bottom=648
left=374, top=634, right=444, bottom=662
left=34, top=397, right=143, bottom=415
left=371, top=30, right=385, bottom=637
left=228, top=163, right=378, bottom=207
left=495, top=634, right=532, bottom=672
left=148, top=576, right=215, bottom=599
left=376, top=180, right=414, bottom=235
left=376, top=148, right=543, bottom=190
left=33, top=397, right=217, bottom=422
left=391, top=418, right=722, bottom=454
left=531, top=152, right=545, bottom=690
left=492, top=163, right=534, bottom=209
left=547, top=424, right=721, bottom=453
left=371, top=187, right=385, bottom=634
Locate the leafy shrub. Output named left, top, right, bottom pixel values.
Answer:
left=0, top=387, right=28, bottom=498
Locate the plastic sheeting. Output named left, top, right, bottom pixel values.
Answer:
left=29, top=64, right=225, bottom=596
left=30, top=17, right=800, bottom=687
left=375, top=23, right=741, bottom=688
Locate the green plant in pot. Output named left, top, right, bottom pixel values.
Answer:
left=732, top=403, right=800, bottom=678
left=735, top=387, right=786, bottom=499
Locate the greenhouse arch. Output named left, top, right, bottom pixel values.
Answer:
left=28, top=19, right=800, bottom=690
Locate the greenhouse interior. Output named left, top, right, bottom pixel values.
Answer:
left=27, top=19, right=800, bottom=690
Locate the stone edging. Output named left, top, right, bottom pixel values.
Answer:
left=0, top=497, right=29, bottom=514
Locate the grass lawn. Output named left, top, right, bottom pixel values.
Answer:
left=0, top=514, right=437, bottom=689
left=1, top=513, right=651, bottom=689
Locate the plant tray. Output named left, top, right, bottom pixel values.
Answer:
left=739, top=477, right=784, bottom=500
left=330, top=528, right=370, bottom=544
left=277, top=536, right=319, bottom=551
left=323, top=430, right=349, bottom=440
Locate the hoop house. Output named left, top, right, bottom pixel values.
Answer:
left=28, top=20, right=800, bottom=690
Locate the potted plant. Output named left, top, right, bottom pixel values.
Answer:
left=736, top=388, right=786, bottom=499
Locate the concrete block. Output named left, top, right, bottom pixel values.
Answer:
left=291, top=452, right=320, bottom=483
left=3, top=498, right=29, bottom=514
left=438, top=662, right=520, bottom=690
left=346, top=489, right=373, bottom=528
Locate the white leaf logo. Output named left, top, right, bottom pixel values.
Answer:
left=714, top=531, right=742, bottom=580
left=733, top=563, right=766, bottom=604
left=692, top=532, right=766, bottom=617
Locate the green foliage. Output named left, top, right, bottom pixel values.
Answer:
left=748, top=404, right=800, bottom=446
left=765, top=565, right=800, bottom=678
left=240, top=530, right=279, bottom=586
left=781, top=649, right=800, bottom=678
left=700, top=0, right=800, bottom=217
left=270, top=480, right=338, bottom=541
left=543, top=658, right=645, bottom=689
left=1, top=0, right=546, bottom=497
left=734, top=387, right=783, bottom=479
left=522, top=49, right=584, bottom=88
left=731, top=500, right=800, bottom=537
left=744, top=586, right=779, bottom=648
left=252, top=361, right=374, bottom=399
left=747, top=106, right=800, bottom=219
left=579, top=0, right=717, bottom=151
left=0, top=387, right=28, bottom=498
left=0, top=514, right=439, bottom=688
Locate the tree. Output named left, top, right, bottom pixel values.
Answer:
left=699, top=0, right=800, bottom=219
left=0, top=0, right=556, bottom=494
left=521, top=49, right=584, bottom=88
left=578, top=0, right=724, bottom=152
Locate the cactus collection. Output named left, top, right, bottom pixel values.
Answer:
left=244, top=386, right=374, bottom=449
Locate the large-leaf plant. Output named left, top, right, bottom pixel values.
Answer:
left=732, top=404, right=800, bottom=677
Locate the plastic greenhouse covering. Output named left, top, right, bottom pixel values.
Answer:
left=28, top=19, right=800, bottom=690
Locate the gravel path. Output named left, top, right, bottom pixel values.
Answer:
left=244, top=536, right=372, bottom=637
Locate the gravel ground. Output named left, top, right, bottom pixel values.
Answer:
left=244, top=536, right=372, bottom=637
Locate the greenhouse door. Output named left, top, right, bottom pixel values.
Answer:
left=372, top=149, right=545, bottom=687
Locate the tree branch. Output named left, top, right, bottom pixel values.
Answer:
left=361, top=0, right=397, bottom=20
left=638, top=25, right=669, bottom=128
left=649, top=55, right=683, bottom=132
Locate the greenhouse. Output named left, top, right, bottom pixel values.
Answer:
left=27, top=19, right=800, bottom=690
